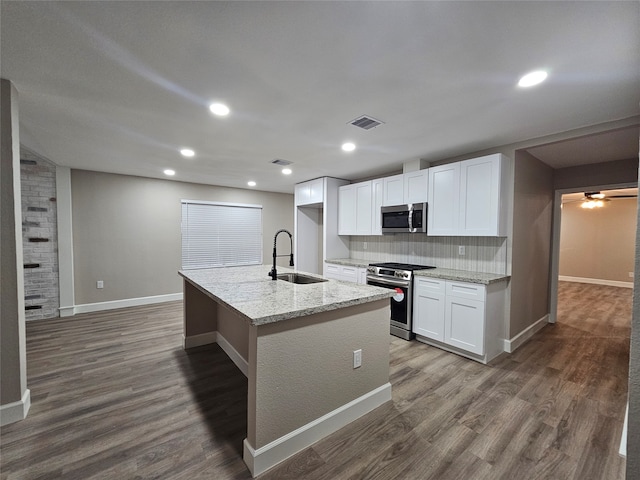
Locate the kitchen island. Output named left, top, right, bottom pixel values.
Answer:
left=179, top=265, right=393, bottom=477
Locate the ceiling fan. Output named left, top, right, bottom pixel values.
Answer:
left=565, top=191, right=638, bottom=209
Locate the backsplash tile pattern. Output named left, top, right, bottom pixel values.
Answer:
left=349, top=235, right=507, bottom=274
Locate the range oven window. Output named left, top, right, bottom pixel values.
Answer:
left=366, top=278, right=410, bottom=329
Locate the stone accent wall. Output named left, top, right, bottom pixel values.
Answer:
left=20, top=150, right=59, bottom=320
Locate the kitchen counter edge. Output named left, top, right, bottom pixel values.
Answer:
left=325, top=259, right=509, bottom=285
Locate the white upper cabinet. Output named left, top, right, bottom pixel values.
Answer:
left=338, top=181, right=372, bottom=236
left=355, top=181, right=373, bottom=235
left=403, top=170, right=429, bottom=204
left=459, top=154, right=506, bottom=236
left=295, top=178, right=324, bottom=206
left=338, top=184, right=356, bottom=235
left=371, top=178, right=384, bottom=236
left=428, top=163, right=460, bottom=236
left=382, top=174, right=404, bottom=206
left=428, top=153, right=508, bottom=237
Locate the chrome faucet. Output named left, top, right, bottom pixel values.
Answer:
left=268, top=229, right=294, bottom=280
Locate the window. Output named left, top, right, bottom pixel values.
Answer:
left=181, top=200, right=263, bottom=269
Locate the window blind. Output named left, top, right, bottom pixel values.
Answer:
left=181, top=200, right=263, bottom=269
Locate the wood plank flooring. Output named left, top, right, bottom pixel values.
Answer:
left=0, top=281, right=630, bottom=479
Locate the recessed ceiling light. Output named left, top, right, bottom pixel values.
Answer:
left=282, top=168, right=292, bottom=175
left=180, top=148, right=195, bottom=157
left=209, top=102, right=230, bottom=116
left=341, top=142, right=356, bottom=152
left=248, top=181, right=256, bottom=187
left=164, top=169, right=176, bottom=176
left=518, top=70, right=548, bottom=87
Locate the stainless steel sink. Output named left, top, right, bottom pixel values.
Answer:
left=277, top=273, right=328, bottom=284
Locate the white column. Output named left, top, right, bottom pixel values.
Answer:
left=56, top=166, right=75, bottom=316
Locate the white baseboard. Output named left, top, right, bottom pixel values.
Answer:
left=183, top=331, right=218, bottom=349
left=0, top=389, right=31, bottom=426
left=559, top=276, right=633, bottom=289
left=243, top=382, right=392, bottom=477
left=504, top=314, right=549, bottom=353
left=216, top=333, right=249, bottom=378
left=64, top=292, right=183, bottom=316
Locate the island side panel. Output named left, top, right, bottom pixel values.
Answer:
left=183, top=279, right=218, bottom=348
left=249, top=299, right=391, bottom=449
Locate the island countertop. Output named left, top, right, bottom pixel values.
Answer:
left=179, top=265, right=393, bottom=326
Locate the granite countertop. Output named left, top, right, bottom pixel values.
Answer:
left=325, top=258, right=370, bottom=268
left=414, top=268, right=510, bottom=285
left=325, top=258, right=509, bottom=285
left=179, top=265, right=393, bottom=326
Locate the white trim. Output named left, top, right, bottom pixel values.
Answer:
left=55, top=167, right=75, bottom=314
left=0, top=389, right=31, bottom=426
left=183, top=331, right=218, bottom=349
left=620, top=402, right=628, bottom=457
left=242, top=382, right=392, bottom=477
left=59, top=305, right=75, bottom=317
left=216, top=333, right=249, bottom=378
left=559, top=276, right=633, bottom=289
left=70, top=292, right=183, bottom=316
left=503, top=314, right=549, bottom=353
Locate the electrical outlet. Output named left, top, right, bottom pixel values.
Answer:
left=353, top=349, right=362, bottom=369
left=363, top=241, right=367, bottom=250
left=629, top=272, right=634, bottom=278
left=458, top=245, right=465, bottom=255
left=96, top=280, right=104, bottom=289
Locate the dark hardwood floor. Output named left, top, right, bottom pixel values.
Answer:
left=0, top=282, right=630, bottom=479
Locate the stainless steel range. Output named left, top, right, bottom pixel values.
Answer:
left=366, top=262, right=436, bottom=340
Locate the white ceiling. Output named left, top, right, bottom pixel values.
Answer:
left=2, top=1, right=639, bottom=193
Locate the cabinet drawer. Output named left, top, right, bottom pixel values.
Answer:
left=446, top=281, right=485, bottom=300
left=416, top=277, right=446, bottom=293
left=325, top=264, right=340, bottom=275
left=341, top=266, right=358, bottom=281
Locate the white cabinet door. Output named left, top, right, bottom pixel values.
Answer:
left=371, top=179, right=384, bottom=236
left=427, top=163, right=460, bottom=236
left=295, top=178, right=324, bottom=206
left=338, top=184, right=356, bottom=235
left=308, top=178, right=324, bottom=204
left=459, top=154, right=504, bottom=236
left=445, top=295, right=485, bottom=355
left=383, top=174, right=404, bottom=206
left=413, top=278, right=446, bottom=341
left=355, top=181, right=373, bottom=235
left=403, top=170, right=429, bottom=204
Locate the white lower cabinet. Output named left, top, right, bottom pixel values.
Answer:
left=413, top=277, right=506, bottom=363
left=324, top=263, right=367, bottom=284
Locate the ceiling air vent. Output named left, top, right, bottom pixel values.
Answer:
left=271, top=159, right=292, bottom=166
left=349, top=115, right=384, bottom=130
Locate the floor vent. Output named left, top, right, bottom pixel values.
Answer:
left=349, top=115, right=384, bottom=130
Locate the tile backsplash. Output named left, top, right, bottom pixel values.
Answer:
left=349, top=235, right=508, bottom=275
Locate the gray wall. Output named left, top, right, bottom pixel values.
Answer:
left=71, top=170, right=294, bottom=305
left=555, top=158, right=638, bottom=190
left=560, top=198, right=637, bottom=283
left=0, top=79, right=28, bottom=415
left=509, top=150, right=554, bottom=337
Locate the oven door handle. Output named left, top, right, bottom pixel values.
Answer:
left=366, top=276, right=411, bottom=288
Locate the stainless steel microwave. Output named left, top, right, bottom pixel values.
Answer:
left=381, top=203, right=427, bottom=234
